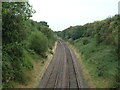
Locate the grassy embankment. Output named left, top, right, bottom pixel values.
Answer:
left=69, top=38, right=117, bottom=88
left=77, top=38, right=117, bottom=88
left=57, top=15, right=119, bottom=88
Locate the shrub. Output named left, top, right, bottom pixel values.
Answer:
left=82, top=38, right=89, bottom=45
left=2, top=52, right=14, bottom=84
left=2, top=43, right=34, bottom=87
left=29, top=31, right=48, bottom=55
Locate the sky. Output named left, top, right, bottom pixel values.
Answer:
left=29, top=0, right=119, bottom=31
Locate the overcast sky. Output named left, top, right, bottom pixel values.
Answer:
left=29, top=0, right=119, bottom=31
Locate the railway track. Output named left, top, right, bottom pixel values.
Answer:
left=39, top=40, right=87, bottom=88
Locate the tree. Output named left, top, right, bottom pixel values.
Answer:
left=2, top=2, right=34, bottom=87
left=39, top=21, right=49, bottom=27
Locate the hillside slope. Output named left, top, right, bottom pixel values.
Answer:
left=2, top=2, right=56, bottom=88
left=56, top=15, right=119, bottom=88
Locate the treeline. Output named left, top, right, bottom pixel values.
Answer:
left=2, top=2, right=56, bottom=87
left=56, top=15, right=119, bottom=88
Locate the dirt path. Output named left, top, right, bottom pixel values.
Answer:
left=39, top=40, right=88, bottom=88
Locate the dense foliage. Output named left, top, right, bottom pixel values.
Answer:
left=2, top=2, right=56, bottom=87
left=56, top=15, right=119, bottom=88
left=29, top=31, right=48, bottom=55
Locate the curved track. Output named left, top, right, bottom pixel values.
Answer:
left=39, top=40, right=88, bottom=88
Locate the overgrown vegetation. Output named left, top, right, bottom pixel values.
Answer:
left=2, top=2, right=56, bottom=88
left=56, top=15, right=119, bottom=88
left=29, top=31, right=48, bottom=55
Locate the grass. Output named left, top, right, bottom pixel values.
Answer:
left=15, top=60, right=44, bottom=88
left=67, top=43, right=95, bottom=88
left=73, top=37, right=118, bottom=88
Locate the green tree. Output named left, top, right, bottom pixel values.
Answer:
left=29, top=31, right=48, bottom=55
left=2, top=2, right=34, bottom=87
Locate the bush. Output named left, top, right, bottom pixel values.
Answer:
left=2, top=52, right=14, bottom=84
left=29, top=31, right=48, bottom=55
left=82, top=38, right=89, bottom=45
left=2, top=43, right=34, bottom=87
